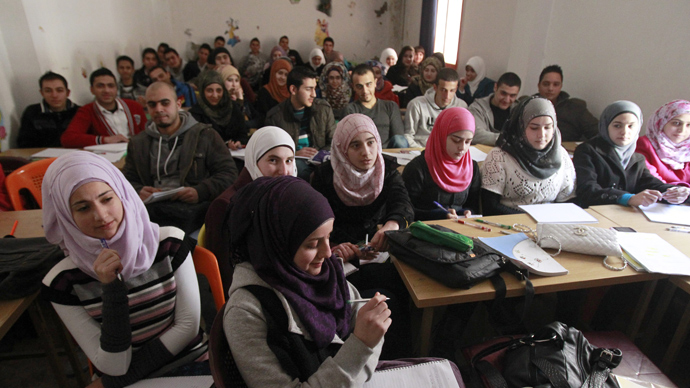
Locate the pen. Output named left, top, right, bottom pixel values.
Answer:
left=347, top=297, right=391, bottom=304
left=99, top=239, right=124, bottom=281
left=433, top=201, right=450, bottom=214
left=476, top=219, right=512, bottom=230
left=456, top=219, right=491, bottom=231
left=500, top=230, right=515, bottom=235
left=668, top=227, right=690, bottom=234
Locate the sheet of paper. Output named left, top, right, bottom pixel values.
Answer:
left=519, top=203, right=598, bottom=224
left=382, top=151, right=419, bottom=166
left=143, top=187, right=185, bottom=204
left=93, top=150, right=126, bottom=163
left=31, top=148, right=80, bottom=158
left=360, top=251, right=390, bottom=265
left=469, top=146, right=487, bottom=162
left=617, top=232, right=690, bottom=276
left=640, top=203, right=690, bottom=226
left=230, top=148, right=246, bottom=159
left=124, top=375, right=213, bottom=387
left=364, top=359, right=460, bottom=388
left=391, top=85, right=408, bottom=93
left=84, top=143, right=128, bottom=152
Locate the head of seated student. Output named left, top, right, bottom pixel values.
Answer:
left=265, top=58, right=293, bottom=104
left=197, top=71, right=231, bottom=118
left=309, top=48, right=325, bottom=70
left=208, top=47, right=233, bottom=70
left=220, top=65, right=242, bottom=100
left=648, top=100, right=690, bottom=149
left=157, top=42, right=169, bottom=63
left=164, top=48, right=182, bottom=71
left=491, top=72, right=521, bottom=110
left=116, top=56, right=135, bottom=85
left=322, top=37, right=334, bottom=56
left=599, top=101, right=643, bottom=168
left=398, top=46, right=415, bottom=69
left=141, top=48, right=159, bottom=71
left=145, top=81, right=183, bottom=136
left=464, top=56, right=486, bottom=85
left=214, top=36, right=226, bottom=48
left=380, top=48, right=398, bottom=69
left=42, top=151, right=159, bottom=282
left=352, top=64, right=378, bottom=105
left=288, top=66, right=317, bottom=110
left=538, top=64, right=563, bottom=104
left=89, top=68, right=118, bottom=110
left=245, top=126, right=297, bottom=179
left=39, top=71, right=70, bottom=112
left=148, top=65, right=173, bottom=86
left=414, top=45, right=425, bottom=66
left=279, top=35, right=290, bottom=52
left=269, top=46, right=287, bottom=65
left=320, top=62, right=350, bottom=109
left=432, top=52, right=445, bottom=67
left=197, top=44, right=211, bottom=66
left=433, top=68, right=460, bottom=109
left=250, top=38, right=261, bottom=55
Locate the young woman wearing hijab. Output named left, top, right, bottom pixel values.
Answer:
left=457, top=56, right=495, bottom=106
left=481, top=96, right=576, bottom=215
left=257, top=58, right=293, bottom=120
left=384, top=46, right=417, bottom=87
left=42, top=152, right=205, bottom=388
left=402, top=56, right=443, bottom=108
left=224, top=176, right=390, bottom=387
left=204, top=126, right=296, bottom=291
left=574, top=100, right=690, bottom=208
left=363, top=60, right=399, bottom=106
left=403, top=107, right=480, bottom=221
left=189, top=71, right=248, bottom=150
left=219, top=65, right=260, bottom=132
left=261, top=46, right=288, bottom=86
left=379, top=48, right=397, bottom=76
left=636, top=99, right=690, bottom=186
left=306, top=47, right=326, bottom=76
left=319, top=62, right=352, bottom=120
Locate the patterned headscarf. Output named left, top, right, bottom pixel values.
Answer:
left=425, top=107, right=476, bottom=192
left=319, top=62, right=352, bottom=110
left=646, top=100, right=690, bottom=170
left=263, top=58, right=292, bottom=103
left=331, top=114, right=385, bottom=206
left=599, top=100, right=643, bottom=169
left=365, top=60, right=386, bottom=91
left=42, top=152, right=160, bottom=281
left=413, top=57, right=443, bottom=95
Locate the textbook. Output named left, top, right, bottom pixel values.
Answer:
left=617, top=232, right=690, bottom=276
left=479, top=233, right=568, bottom=276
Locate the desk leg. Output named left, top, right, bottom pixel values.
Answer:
left=27, top=300, right=70, bottom=388
left=419, top=307, right=434, bottom=356
left=627, top=280, right=657, bottom=340
left=661, top=302, right=690, bottom=372
left=641, top=281, right=676, bottom=352
left=54, top=315, right=90, bottom=386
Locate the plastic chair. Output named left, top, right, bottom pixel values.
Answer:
left=209, top=301, right=247, bottom=388
left=197, top=224, right=207, bottom=247
left=193, top=246, right=225, bottom=311
left=5, top=157, right=56, bottom=210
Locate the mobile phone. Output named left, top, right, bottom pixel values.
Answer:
left=612, top=226, right=636, bottom=233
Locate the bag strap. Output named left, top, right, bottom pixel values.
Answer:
left=580, top=348, right=623, bottom=388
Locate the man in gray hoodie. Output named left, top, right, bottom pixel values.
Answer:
left=404, top=68, right=467, bottom=148
left=123, top=81, right=237, bottom=232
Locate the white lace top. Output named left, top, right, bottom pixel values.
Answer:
left=481, top=147, right=576, bottom=211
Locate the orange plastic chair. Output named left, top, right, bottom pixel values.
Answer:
left=5, top=157, right=57, bottom=210
left=193, top=246, right=226, bottom=311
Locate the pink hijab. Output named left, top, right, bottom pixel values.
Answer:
left=646, top=99, right=690, bottom=170
left=42, top=151, right=160, bottom=281
left=424, top=107, right=475, bottom=192
left=331, top=114, right=385, bottom=206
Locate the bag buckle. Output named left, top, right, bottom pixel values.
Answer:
left=573, top=227, right=588, bottom=236
left=594, top=348, right=622, bottom=368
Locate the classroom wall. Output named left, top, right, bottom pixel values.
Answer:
left=458, top=0, right=690, bottom=132
left=0, top=0, right=405, bottom=149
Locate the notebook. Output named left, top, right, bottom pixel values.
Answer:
left=519, top=203, right=598, bottom=224
left=479, top=233, right=568, bottom=276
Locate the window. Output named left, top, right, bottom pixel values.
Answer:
left=433, top=0, right=463, bottom=66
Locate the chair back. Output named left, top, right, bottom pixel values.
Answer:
left=209, top=302, right=248, bottom=388
left=197, top=224, right=207, bottom=247
left=192, top=246, right=225, bottom=311
left=5, top=158, right=56, bottom=210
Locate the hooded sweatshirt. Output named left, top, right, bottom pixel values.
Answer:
left=145, top=111, right=198, bottom=189
left=403, top=87, right=468, bottom=148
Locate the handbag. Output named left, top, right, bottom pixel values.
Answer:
left=536, top=223, right=622, bottom=257
left=472, top=321, right=622, bottom=388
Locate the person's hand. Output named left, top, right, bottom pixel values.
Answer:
left=628, top=189, right=663, bottom=207
left=458, top=77, right=468, bottom=91
left=94, top=249, right=123, bottom=284
left=353, top=293, right=391, bottom=349
left=86, top=377, right=105, bottom=388
left=663, top=186, right=690, bottom=204
left=333, top=242, right=376, bottom=262
left=230, top=88, right=243, bottom=101
left=295, top=147, right=318, bottom=158
left=171, top=187, right=199, bottom=203
left=102, top=134, right=129, bottom=144
left=446, top=208, right=458, bottom=220
left=463, top=210, right=472, bottom=217
left=227, top=140, right=243, bottom=150
left=370, top=220, right=399, bottom=252
left=139, top=186, right=161, bottom=201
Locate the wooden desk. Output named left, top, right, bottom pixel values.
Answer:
left=590, top=204, right=690, bottom=372
left=0, top=147, right=126, bottom=169
left=562, top=141, right=582, bottom=153
left=0, top=209, right=43, bottom=237
left=393, top=211, right=666, bottom=355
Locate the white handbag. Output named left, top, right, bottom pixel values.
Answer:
left=536, top=223, right=622, bottom=258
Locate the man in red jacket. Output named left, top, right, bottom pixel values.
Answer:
left=61, top=68, right=146, bottom=147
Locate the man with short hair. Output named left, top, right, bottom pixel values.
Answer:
left=149, top=65, right=197, bottom=108
left=18, top=72, right=80, bottom=148
left=404, top=68, right=467, bottom=147
left=344, top=64, right=407, bottom=148
left=61, top=68, right=146, bottom=147
left=535, top=64, right=598, bottom=141
left=157, top=43, right=169, bottom=63
left=279, top=35, right=303, bottom=66
left=265, top=67, right=335, bottom=180
left=214, top=36, right=226, bottom=48
left=183, top=43, right=210, bottom=81
left=116, top=55, right=147, bottom=102
left=322, top=37, right=334, bottom=59
left=469, top=72, right=521, bottom=145
left=133, top=48, right=159, bottom=87
left=123, top=82, right=237, bottom=233
left=163, top=48, right=186, bottom=83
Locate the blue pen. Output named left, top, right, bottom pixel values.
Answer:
left=99, top=239, right=124, bottom=282
left=433, top=201, right=451, bottom=214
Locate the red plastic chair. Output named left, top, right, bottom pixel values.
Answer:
left=193, top=246, right=226, bottom=311
left=5, top=157, right=56, bottom=210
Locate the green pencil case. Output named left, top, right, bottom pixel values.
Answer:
left=409, top=221, right=473, bottom=252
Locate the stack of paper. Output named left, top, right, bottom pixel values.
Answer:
left=617, top=232, right=690, bottom=276
left=31, top=148, right=80, bottom=158
left=519, top=203, right=598, bottom=224
left=84, top=143, right=128, bottom=163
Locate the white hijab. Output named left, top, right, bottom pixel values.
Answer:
left=466, top=56, right=486, bottom=94
left=309, top=48, right=326, bottom=71
left=244, top=126, right=297, bottom=179
left=380, top=48, right=398, bottom=75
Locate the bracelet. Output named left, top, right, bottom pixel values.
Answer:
left=603, top=256, right=627, bottom=271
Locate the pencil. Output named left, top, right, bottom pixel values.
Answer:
left=456, top=219, right=491, bottom=231
left=10, top=220, right=18, bottom=236
left=347, top=297, right=391, bottom=304
left=476, top=219, right=512, bottom=230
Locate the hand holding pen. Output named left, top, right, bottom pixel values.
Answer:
left=95, top=239, right=124, bottom=284
left=662, top=186, right=690, bottom=204
left=433, top=201, right=471, bottom=219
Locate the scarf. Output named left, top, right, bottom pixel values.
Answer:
left=197, top=70, right=234, bottom=127
left=599, top=100, right=643, bottom=169
left=331, top=114, right=385, bottom=206
left=319, top=62, right=352, bottom=110
left=245, top=126, right=297, bottom=179
left=309, top=48, right=326, bottom=71
left=380, top=48, right=397, bottom=75
left=42, top=151, right=160, bottom=281
left=365, top=60, right=386, bottom=91
left=413, top=57, right=442, bottom=95
left=425, top=107, right=475, bottom=192
left=646, top=99, right=690, bottom=170
left=466, top=56, right=486, bottom=95
left=228, top=176, right=351, bottom=348
left=263, top=58, right=292, bottom=103
left=497, top=96, right=562, bottom=179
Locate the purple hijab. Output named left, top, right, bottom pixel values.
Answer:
left=228, top=176, right=351, bottom=348
left=42, top=151, right=160, bottom=281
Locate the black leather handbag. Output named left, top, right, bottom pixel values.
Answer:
left=472, top=321, right=622, bottom=388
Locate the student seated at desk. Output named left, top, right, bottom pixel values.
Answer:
left=41, top=152, right=205, bottom=388
left=574, top=100, right=690, bottom=208
left=636, top=99, right=690, bottom=187
left=224, top=176, right=389, bottom=387
left=481, top=96, right=575, bottom=215
left=402, top=107, right=481, bottom=220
